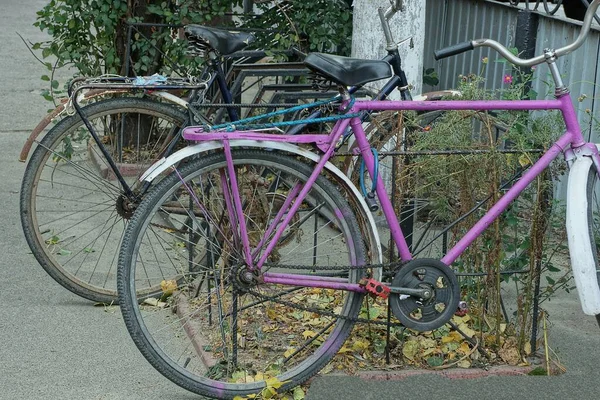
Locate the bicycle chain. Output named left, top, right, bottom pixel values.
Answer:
left=237, top=261, right=408, bottom=327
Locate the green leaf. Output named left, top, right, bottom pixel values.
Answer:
left=293, top=386, right=305, bottom=400
left=41, top=47, right=53, bottom=58
left=57, top=249, right=72, bottom=256
left=426, top=356, right=444, bottom=367
left=45, top=235, right=60, bottom=245
left=546, top=263, right=560, bottom=273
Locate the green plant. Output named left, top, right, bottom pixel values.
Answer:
left=32, top=0, right=235, bottom=105
left=30, top=0, right=353, bottom=106
left=390, top=61, right=566, bottom=362
left=246, top=0, right=353, bottom=58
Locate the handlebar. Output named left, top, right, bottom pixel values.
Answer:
left=434, top=0, right=600, bottom=67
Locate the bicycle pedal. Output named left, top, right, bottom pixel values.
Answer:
left=359, top=278, right=390, bottom=299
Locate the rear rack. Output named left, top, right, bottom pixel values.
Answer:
left=68, top=75, right=209, bottom=99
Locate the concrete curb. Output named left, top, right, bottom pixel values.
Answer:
left=355, top=364, right=538, bottom=381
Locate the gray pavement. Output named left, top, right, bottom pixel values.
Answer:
left=1, top=1, right=599, bottom=400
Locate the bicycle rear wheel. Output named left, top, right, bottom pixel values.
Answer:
left=20, top=97, right=187, bottom=303
left=118, top=149, right=367, bottom=398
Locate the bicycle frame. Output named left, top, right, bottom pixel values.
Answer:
left=178, top=89, right=598, bottom=298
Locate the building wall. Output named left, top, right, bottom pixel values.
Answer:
left=351, top=0, right=426, bottom=97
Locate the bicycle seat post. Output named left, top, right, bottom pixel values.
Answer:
left=378, top=7, right=397, bottom=52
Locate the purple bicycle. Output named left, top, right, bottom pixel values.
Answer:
left=117, top=1, right=600, bottom=398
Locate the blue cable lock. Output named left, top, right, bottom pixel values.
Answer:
left=359, top=148, right=379, bottom=212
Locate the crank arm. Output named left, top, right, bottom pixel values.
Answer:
left=388, top=286, right=433, bottom=300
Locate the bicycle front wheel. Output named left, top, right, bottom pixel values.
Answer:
left=118, top=149, right=367, bottom=398
left=20, top=97, right=187, bottom=303
left=585, top=166, right=600, bottom=297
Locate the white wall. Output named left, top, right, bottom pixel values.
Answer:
left=351, top=0, right=426, bottom=97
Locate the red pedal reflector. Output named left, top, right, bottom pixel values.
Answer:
left=360, top=278, right=391, bottom=299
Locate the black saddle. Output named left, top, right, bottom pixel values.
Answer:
left=184, top=25, right=255, bottom=55
left=304, top=53, right=392, bottom=87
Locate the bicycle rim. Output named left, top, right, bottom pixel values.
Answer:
left=118, top=149, right=366, bottom=398
left=20, top=97, right=187, bottom=303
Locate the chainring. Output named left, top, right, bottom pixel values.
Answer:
left=389, top=258, right=460, bottom=332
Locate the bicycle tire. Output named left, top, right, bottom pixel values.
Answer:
left=118, top=149, right=367, bottom=399
left=585, top=165, right=600, bottom=291
left=20, top=97, right=188, bottom=303
left=588, top=164, right=600, bottom=328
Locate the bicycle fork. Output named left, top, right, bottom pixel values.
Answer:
left=565, top=143, right=600, bottom=321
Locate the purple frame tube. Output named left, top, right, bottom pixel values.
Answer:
left=182, top=93, right=587, bottom=293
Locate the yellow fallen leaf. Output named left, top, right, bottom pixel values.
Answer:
left=284, top=348, right=296, bottom=358
left=351, top=340, right=370, bottom=352
left=143, top=298, right=159, bottom=306
left=293, top=386, right=305, bottom=400
left=458, top=359, right=472, bottom=368
left=519, top=153, right=531, bottom=167
left=265, top=377, right=284, bottom=389
left=458, top=342, right=471, bottom=354
left=498, top=338, right=521, bottom=365
left=422, top=347, right=437, bottom=357
left=261, top=386, right=277, bottom=399
left=160, top=279, right=177, bottom=296
left=441, top=335, right=455, bottom=344
left=458, top=323, right=475, bottom=338
left=320, top=363, right=334, bottom=374
left=302, top=330, right=317, bottom=339
left=402, top=340, right=419, bottom=361
left=267, top=308, right=278, bottom=320
left=263, top=324, right=279, bottom=333
left=143, top=297, right=167, bottom=308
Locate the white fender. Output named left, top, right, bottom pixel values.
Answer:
left=141, top=140, right=383, bottom=267
left=566, top=155, right=600, bottom=315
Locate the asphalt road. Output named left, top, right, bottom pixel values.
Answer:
left=1, top=1, right=599, bottom=400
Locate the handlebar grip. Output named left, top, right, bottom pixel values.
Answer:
left=434, top=41, right=475, bottom=60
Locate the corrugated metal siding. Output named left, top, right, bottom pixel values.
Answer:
left=424, top=0, right=600, bottom=199
left=424, top=0, right=517, bottom=91
left=533, top=16, right=600, bottom=142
